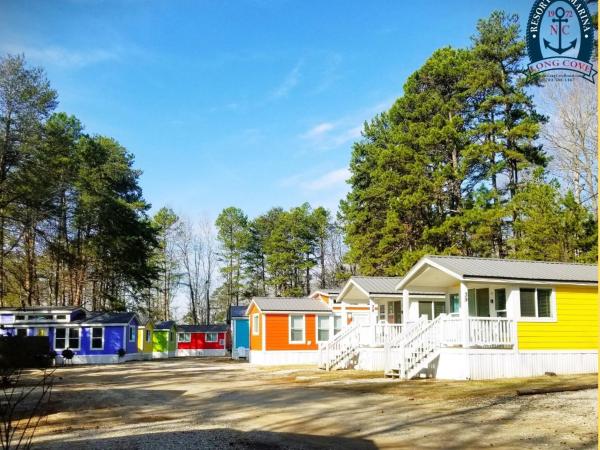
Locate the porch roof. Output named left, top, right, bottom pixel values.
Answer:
left=248, top=297, right=331, bottom=313
left=337, top=276, right=403, bottom=302
left=397, top=255, right=598, bottom=290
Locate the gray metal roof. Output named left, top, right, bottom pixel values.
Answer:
left=426, top=255, right=598, bottom=283
left=229, top=305, right=248, bottom=318
left=155, top=320, right=176, bottom=330
left=350, top=276, right=403, bottom=294
left=83, top=312, right=137, bottom=324
left=251, top=297, right=330, bottom=312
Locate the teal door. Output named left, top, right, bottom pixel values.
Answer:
left=234, top=318, right=249, bottom=349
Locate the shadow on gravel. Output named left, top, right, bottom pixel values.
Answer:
left=41, top=428, right=378, bottom=450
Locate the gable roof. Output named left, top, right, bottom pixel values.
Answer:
left=83, top=311, right=137, bottom=325
left=398, top=255, right=598, bottom=289
left=0, top=306, right=85, bottom=313
left=249, top=297, right=330, bottom=313
left=154, top=320, right=176, bottom=330
left=177, top=324, right=228, bottom=333
left=229, top=305, right=248, bottom=319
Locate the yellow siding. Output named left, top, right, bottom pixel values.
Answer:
left=517, top=286, right=598, bottom=350
left=137, top=323, right=154, bottom=353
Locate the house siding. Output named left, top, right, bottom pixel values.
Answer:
left=249, top=304, right=262, bottom=351
left=178, top=331, right=226, bottom=350
left=265, top=313, right=318, bottom=351
left=517, top=285, right=598, bottom=350
left=233, top=318, right=249, bottom=349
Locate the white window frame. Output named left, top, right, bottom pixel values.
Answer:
left=518, top=287, right=556, bottom=322
left=315, top=315, right=330, bottom=343
left=252, top=314, right=259, bottom=335
left=333, top=313, right=343, bottom=335
left=289, top=314, right=305, bottom=344
left=178, top=332, right=191, bottom=343
left=206, top=332, right=218, bottom=343
left=55, top=327, right=81, bottom=351
left=145, top=329, right=151, bottom=343
left=128, top=326, right=136, bottom=342
left=90, top=327, right=104, bottom=350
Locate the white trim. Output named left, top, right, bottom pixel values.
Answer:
left=90, top=327, right=105, bottom=350
left=517, top=287, right=557, bottom=322
left=177, top=332, right=191, bottom=343
left=252, top=314, right=259, bottom=335
left=128, top=326, right=136, bottom=342
left=54, top=327, right=81, bottom=351
left=261, top=314, right=266, bottom=350
left=205, top=332, right=218, bottom=343
left=315, top=314, right=331, bottom=343
left=288, top=314, right=305, bottom=344
left=337, top=278, right=371, bottom=302
left=145, top=329, right=151, bottom=343
left=397, top=257, right=463, bottom=290
left=176, top=349, right=227, bottom=357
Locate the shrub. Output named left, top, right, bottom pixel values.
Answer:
left=61, top=348, right=74, bottom=360
left=117, top=348, right=126, bottom=358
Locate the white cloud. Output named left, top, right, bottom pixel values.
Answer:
left=302, top=122, right=335, bottom=139
left=1, top=43, right=120, bottom=68
left=303, top=168, right=350, bottom=191
left=270, top=61, right=302, bottom=99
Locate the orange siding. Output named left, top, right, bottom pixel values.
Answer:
left=265, top=313, right=318, bottom=350
left=248, top=303, right=262, bottom=351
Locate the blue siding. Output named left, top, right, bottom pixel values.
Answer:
left=234, top=318, right=249, bottom=349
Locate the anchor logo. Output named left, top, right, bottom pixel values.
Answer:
left=543, top=7, right=577, bottom=54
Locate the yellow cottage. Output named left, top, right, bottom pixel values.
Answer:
left=137, top=316, right=154, bottom=360
left=318, top=256, right=597, bottom=379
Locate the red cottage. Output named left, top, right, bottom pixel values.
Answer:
left=176, top=324, right=229, bottom=357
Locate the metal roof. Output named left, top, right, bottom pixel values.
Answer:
left=83, top=312, right=137, bottom=324
left=154, top=320, right=176, bottom=330
left=251, top=297, right=331, bottom=312
left=229, top=305, right=248, bottom=318
left=0, top=306, right=85, bottom=313
left=350, top=276, right=403, bottom=294
left=177, top=324, right=228, bottom=333
left=425, top=255, right=598, bottom=283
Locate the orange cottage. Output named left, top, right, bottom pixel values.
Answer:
left=246, top=297, right=332, bottom=365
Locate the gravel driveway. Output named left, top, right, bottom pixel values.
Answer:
left=31, top=358, right=597, bottom=449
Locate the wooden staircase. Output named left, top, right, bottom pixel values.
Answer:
left=318, top=323, right=361, bottom=371
left=384, top=315, right=444, bottom=380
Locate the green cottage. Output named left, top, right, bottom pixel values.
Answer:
left=153, top=320, right=177, bottom=358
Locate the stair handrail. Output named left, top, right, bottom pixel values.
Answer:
left=383, top=317, right=427, bottom=372
left=401, top=314, right=445, bottom=379
left=319, top=322, right=360, bottom=371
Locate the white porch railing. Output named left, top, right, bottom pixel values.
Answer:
left=385, top=316, right=515, bottom=379
left=358, top=323, right=403, bottom=347
left=318, top=323, right=360, bottom=371
left=439, top=316, right=514, bottom=348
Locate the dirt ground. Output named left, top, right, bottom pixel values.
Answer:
left=28, top=358, right=597, bottom=449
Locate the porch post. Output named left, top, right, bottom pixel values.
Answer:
left=402, top=289, right=409, bottom=325
left=459, top=282, right=470, bottom=348
left=368, top=296, right=376, bottom=345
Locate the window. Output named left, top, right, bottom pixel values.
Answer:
left=16, top=329, right=27, bottom=337
left=468, top=288, right=490, bottom=317
left=91, top=327, right=103, bottom=349
left=418, top=301, right=447, bottom=320
left=333, top=314, right=342, bottom=335
left=15, top=315, right=25, bottom=321
left=317, top=316, right=329, bottom=342
left=495, top=289, right=507, bottom=317
left=178, top=332, right=191, bottom=343
left=520, top=288, right=553, bottom=318
left=252, top=314, right=259, bottom=335
left=449, top=294, right=460, bottom=314
left=206, top=332, right=218, bottom=343
left=56, top=314, right=67, bottom=320
left=289, top=315, right=305, bottom=343
left=169, top=332, right=173, bottom=342
left=56, top=328, right=80, bottom=350
left=145, top=330, right=151, bottom=342
left=55, top=328, right=67, bottom=349
left=129, top=326, right=136, bottom=342
left=68, top=328, right=80, bottom=349
left=378, top=303, right=386, bottom=322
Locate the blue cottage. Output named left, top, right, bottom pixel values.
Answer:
left=0, top=307, right=141, bottom=364
left=229, top=305, right=249, bottom=359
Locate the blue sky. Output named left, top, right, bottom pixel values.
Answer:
left=2, top=0, right=532, bottom=220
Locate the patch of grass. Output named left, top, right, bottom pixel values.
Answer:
left=291, top=372, right=598, bottom=402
